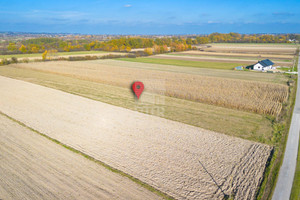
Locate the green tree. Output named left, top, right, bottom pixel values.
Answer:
left=7, top=43, right=17, bottom=51
left=84, top=44, right=91, bottom=51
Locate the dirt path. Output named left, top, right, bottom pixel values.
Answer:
left=0, top=76, right=272, bottom=199
left=0, top=114, right=161, bottom=200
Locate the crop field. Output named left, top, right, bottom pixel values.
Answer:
left=0, top=76, right=273, bottom=200
left=0, top=50, right=109, bottom=59
left=0, top=42, right=294, bottom=200
left=0, top=51, right=127, bottom=61
left=0, top=66, right=274, bottom=143
left=0, top=113, right=161, bottom=200
left=202, top=43, right=297, bottom=55
left=117, top=57, right=244, bottom=69
left=177, top=51, right=294, bottom=60
left=10, top=60, right=289, bottom=115
left=121, top=43, right=297, bottom=69
left=150, top=54, right=292, bottom=66
left=103, top=59, right=289, bottom=84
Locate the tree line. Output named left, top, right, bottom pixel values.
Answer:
left=2, top=33, right=299, bottom=55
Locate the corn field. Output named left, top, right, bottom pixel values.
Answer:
left=16, top=60, right=289, bottom=116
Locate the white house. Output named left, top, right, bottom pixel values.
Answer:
left=253, top=59, right=274, bottom=71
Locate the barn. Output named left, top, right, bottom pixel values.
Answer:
left=252, top=59, right=274, bottom=71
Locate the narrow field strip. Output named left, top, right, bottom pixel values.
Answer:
left=0, top=113, right=163, bottom=200
left=178, top=50, right=294, bottom=59
left=117, top=57, right=242, bottom=70
left=0, top=76, right=272, bottom=199
left=156, top=54, right=293, bottom=66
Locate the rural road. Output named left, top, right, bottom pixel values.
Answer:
left=272, top=53, right=300, bottom=200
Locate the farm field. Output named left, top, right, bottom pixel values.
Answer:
left=134, top=43, right=297, bottom=70
left=0, top=43, right=296, bottom=200
left=150, top=54, right=292, bottom=66
left=0, top=50, right=127, bottom=60
left=178, top=51, right=294, bottom=60
left=8, top=60, right=289, bottom=115
left=117, top=57, right=243, bottom=70
left=0, top=113, right=161, bottom=200
left=0, top=76, right=273, bottom=200
left=103, top=59, right=289, bottom=84
left=0, top=66, right=274, bottom=143
left=0, top=50, right=108, bottom=59
left=201, top=43, right=297, bottom=54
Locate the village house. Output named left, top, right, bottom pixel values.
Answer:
left=252, top=59, right=275, bottom=71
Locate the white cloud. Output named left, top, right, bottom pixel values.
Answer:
left=124, top=4, right=132, bottom=8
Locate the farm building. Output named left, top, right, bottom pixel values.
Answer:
left=251, top=59, right=275, bottom=71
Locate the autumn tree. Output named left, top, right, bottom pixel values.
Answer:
left=125, top=46, right=131, bottom=52
left=64, top=46, right=70, bottom=52
left=31, top=46, right=39, bottom=53
left=144, top=48, right=153, bottom=55
left=84, top=44, right=91, bottom=51
left=120, top=45, right=126, bottom=52
left=7, top=43, right=17, bottom=51
left=19, top=45, right=27, bottom=53
left=42, top=50, right=48, bottom=60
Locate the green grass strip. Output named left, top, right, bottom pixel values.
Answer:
left=116, top=57, right=243, bottom=70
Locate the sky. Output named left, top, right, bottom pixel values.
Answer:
left=0, top=0, right=299, bottom=34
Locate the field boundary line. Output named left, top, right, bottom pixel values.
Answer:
left=0, top=111, right=174, bottom=200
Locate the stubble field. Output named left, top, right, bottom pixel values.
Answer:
left=10, top=60, right=288, bottom=115
left=0, top=66, right=274, bottom=143
left=0, top=113, right=161, bottom=200
left=0, top=76, right=273, bottom=200
left=0, top=43, right=294, bottom=199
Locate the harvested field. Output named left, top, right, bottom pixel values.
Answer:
left=0, top=51, right=126, bottom=59
left=0, top=66, right=274, bottom=143
left=203, top=45, right=297, bottom=55
left=0, top=51, right=127, bottom=62
left=0, top=114, right=161, bottom=200
left=11, top=60, right=289, bottom=115
left=106, top=59, right=288, bottom=84
left=178, top=50, right=294, bottom=60
left=151, top=54, right=292, bottom=66
left=0, top=76, right=273, bottom=200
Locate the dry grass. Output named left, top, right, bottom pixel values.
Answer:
left=10, top=60, right=289, bottom=115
